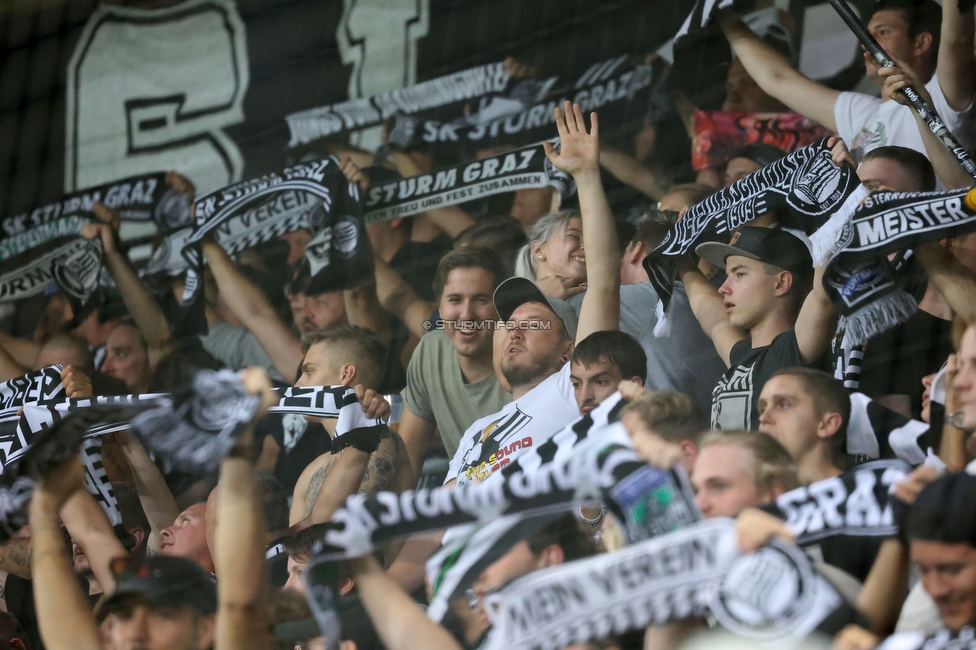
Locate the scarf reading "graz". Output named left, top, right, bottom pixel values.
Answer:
left=0, top=172, right=188, bottom=302
left=480, top=518, right=847, bottom=650
left=362, top=142, right=572, bottom=224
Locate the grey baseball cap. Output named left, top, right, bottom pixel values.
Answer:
left=493, top=277, right=578, bottom=340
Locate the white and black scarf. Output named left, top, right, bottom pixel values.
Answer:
left=0, top=172, right=188, bottom=302
left=764, top=459, right=910, bottom=544
left=167, top=158, right=372, bottom=335
left=479, top=517, right=848, bottom=650
left=821, top=187, right=976, bottom=344
left=845, top=393, right=938, bottom=467
left=362, top=141, right=573, bottom=224
left=408, top=55, right=659, bottom=151
left=285, top=61, right=514, bottom=147
left=643, top=139, right=862, bottom=334
left=877, top=626, right=976, bottom=650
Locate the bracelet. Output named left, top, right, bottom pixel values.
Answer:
left=579, top=505, right=605, bottom=527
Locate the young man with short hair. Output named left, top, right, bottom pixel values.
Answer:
left=620, top=390, right=710, bottom=475
left=286, top=325, right=410, bottom=526
left=691, top=430, right=801, bottom=519
left=398, top=247, right=511, bottom=486
left=570, top=330, right=646, bottom=416
left=757, top=367, right=850, bottom=484
left=681, top=226, right=834, bottom=431
left=722, top=0, right=975, bottom=163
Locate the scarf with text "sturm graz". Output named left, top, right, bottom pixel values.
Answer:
left=169, top=158, right=372, bottom=335
left=394, top=55, right=662, bottom=153
left=643, top=138, right=862, bottom=336
left=0, top=172, right=189, bottom=302
left=313, top=396, right=697, bottom=576
left=361, top=141, right=573, bottom=224
left=479, top=517, right=850, bottom=650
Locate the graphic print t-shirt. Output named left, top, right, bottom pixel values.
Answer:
left=446, top=362, right=578, bottom=487
left=711, top=329, right=804, bottom=431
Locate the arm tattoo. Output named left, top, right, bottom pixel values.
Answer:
left=304, top=457, right=337, bottom=517
left=0, top=538, right=32, bottom=579
left=359, top=431, right=400, bottom=496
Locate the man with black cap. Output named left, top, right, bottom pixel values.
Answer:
left=679, top=225, right=835, bottom=431
left=98, top=555, right=217, bottom=650
left=445, top=100, right=621, bottom=488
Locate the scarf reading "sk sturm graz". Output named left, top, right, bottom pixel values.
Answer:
left=0, top=172, right=189, bottom=302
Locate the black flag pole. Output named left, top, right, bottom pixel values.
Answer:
left=829, top=0, right=976, bottom=181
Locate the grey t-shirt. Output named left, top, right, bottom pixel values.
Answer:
left=563, top=282, right=725, bottom=411
left=199, top=320, right=284, bottom=382
left=402, top=330, right=512, bottom=458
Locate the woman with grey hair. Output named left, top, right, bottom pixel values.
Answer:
left=513, top=209, right=586, bottom=298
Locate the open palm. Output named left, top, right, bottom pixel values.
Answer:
left=543, top=101, right=599, bottom=177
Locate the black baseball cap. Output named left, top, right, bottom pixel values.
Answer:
left=696, top=227, right=813, bottom=284
left=492, top=277, right=578, bottom=340
left=906, top=472, right=976, bottom=547
left=97, top=555, right=217, bottom=621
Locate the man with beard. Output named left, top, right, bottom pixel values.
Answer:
left=446, top=101, right=620, bottom=488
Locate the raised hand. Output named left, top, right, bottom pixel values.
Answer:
left=355, top=384, right=391, bottom=422
left=534, top=273, right=586, bottom=299
left=827, top=136, right=857, bottom=170
left=543, top=100, right=599, bottom=179
left=878, top=55, right=932, bottom=107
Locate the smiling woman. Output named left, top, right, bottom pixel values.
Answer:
left=513, top=210, right=586, bottom=296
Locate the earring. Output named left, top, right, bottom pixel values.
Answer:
left=537, top=254, right=545, bottom=261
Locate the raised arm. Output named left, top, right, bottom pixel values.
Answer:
left=677, top=258, right=746, bottom=366
left=86, top=203, right=171, bottom=347
left=345, top=280, right=392, bottom=348
left=937, top=0, right=976, bottom=111
left=60, top=488, right=129, bottom=595
left=201, top=239, right=303, bottom=379
left=599, top=145, right=667, bottom=201
left=213, top=368, right=276, bottom=650
left=350, top=555, right=463, bottom=650
left=794, top=265, right=837, bottom=362
left=543, top=101, right=620, bottom=343
left=880, top=59, right=975, bottom=189
left=0, top=343, right=28, bottom=382
left=389, top=151, right=476, bottom=238
left=721, top=14, right=839, bottom=132
left=0, top=333, right=40, bottom=371
left=373, top=254, right=435, bottom=339
left=914, top=242, right=976, bottom=323
left=30, top=458, right=101, bottom=650
left=115, top=431, right=180, bottom=554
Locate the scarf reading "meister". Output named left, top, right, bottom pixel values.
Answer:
left=0, top=172, right=187, bottom=302
left=480, top=517, right=847, bottom=650
left=362, top=141, right=572, bottom=224
left=821, top=187, right=976, bottom=343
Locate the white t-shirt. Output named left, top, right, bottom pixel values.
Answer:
left=445, top=362, right=578, bottom=487
left=834, top=73, right=975, bottom=163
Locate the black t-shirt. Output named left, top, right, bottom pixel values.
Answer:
left=858, top=310, right=954, bottom=420
left=260, top=415, right=333, bottom=493
left=711, top=329, right=804, bottom=431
